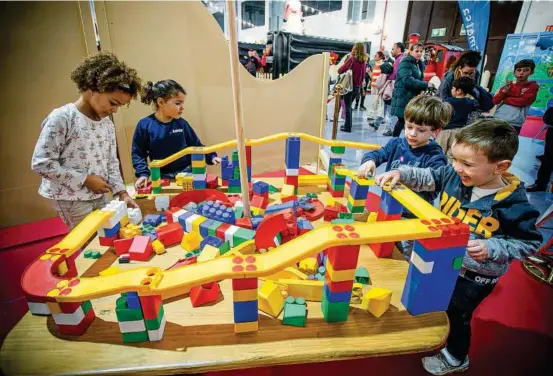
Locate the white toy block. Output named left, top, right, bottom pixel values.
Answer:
left=410, top=251, right=435, bottom=274
left=118, top=319, right=146, bottom=333
left=52, top=306, right=85, bottom=326
left=172, top=209, right=186, bottom=223
left=192, top=173, right=207, bottom=181
left=101, top=200, right=127, bottom=228
left=155, top=195, right=170, bottom=211
left=184, top=202, right=198, bottom=211
left=28, top=302, right=51, bottom=316
left=128, top=208, right=142, bottom=225
left=147, top=313, right=166, bottom=341
left=184, top=214, right=200, bottom=233
left=285, top=168, right=299, bottom=176
left=224, top=225, right=240, bottom=246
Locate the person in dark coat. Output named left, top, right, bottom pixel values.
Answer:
left=390, top=43, right=435, bottom=137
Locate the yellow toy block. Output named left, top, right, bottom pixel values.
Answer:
left=325, top=259, right=356, bottom=282
left=298, top=174, right=327, bottom=186
left=192, top=160, right=206, bottom=168
left=351, top=282, right=364, bottom=303
left=251, top=207, right=265, bottom=216
left=279, top=279, right=323, bottom=301
left=258, top=280, right=285, bottom=317
left=197, top=244, right=219, bottom=262
left=151, top=179, right=161, bottom=188
left=233, top=288, right=258, bottom=302
left=234, top=320, right=258, bottom=333
left=347, top=195, right=366, bottom=207
left=121, top=224, right=141, bottom=239
left=366, top=212, right=378, bottom=223
left=327, top=195, right=336, bottom=207
left=99, top=266, right=121, bottom=277
left=261, top=267, right=308, bottom=281
left=192, top=216, right=207, bottom=234
left=120, top=215, right=129, bottom=227
left=181, top=232, right=202, bottom=252
left=361, top=288, right=392, bottom=318
left=152, top=240, right=166, bottom=255
left=56, top=260, right=69, bottom=277
left=281, top=184, right=296, bottom=198
left=298, top=257, right=318, bottom=275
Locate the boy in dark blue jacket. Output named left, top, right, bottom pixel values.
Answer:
left=132, top=80, right=219, bottom=188
left=376, top=120, right=542, bottom=375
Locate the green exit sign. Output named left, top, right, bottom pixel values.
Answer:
left=431, top=27, right=447, bottom=37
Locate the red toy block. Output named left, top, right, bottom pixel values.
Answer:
left=114, top=238, right=133, bottom=256
left=325, top=276, right=354, bottom=293
left=370, top=242, right=394, bottom=258
left=137, top=186, right=152, bottom=194
left=216, top=223, right=231, bottom=241
left=227, top=194, right=242, bottom=205
left=156, top=223, right=184, bottom=247
left=281, top=195, right=297, bottom=203
left=139, top=295, right=162, bottom=320
left=232, top=278, right=258, bottom=291
left=99, top=235, right=118, bottom=247
left=327, top=184, right=345, bottom=198
left=129, top=236, right=153, bottom=262
left=251, top=195, right=269, bottom=209
left=235, top=217, right=253, bottom=230
left=165, top=207, right=183, bottom=224
left=161, top=178, right=170, bottom=186
left=285, top=175, right=299, bottom=187
left=170, top=189, right=229, bottom=208
left=323, top=205, right=339, bottom=222
left=190, top=282, right=221, bottom=307
left=326, top=245, right=360, bottom=270
left=58, top=301, right=83, bottom=314
left=57, top=308, right=96, bottom=336
left=245, top=145, right=252, bottom=166
left=206, top=174, right=219, bottom=189
left=302, top=199, right=324, bottom=221
left=418, top=223, right=470, bottom=250
left=377, top=209, right=402, bottom=222
left=254, top=210, right=292, bottom=250
left=222, top=179, right=228, bottom=187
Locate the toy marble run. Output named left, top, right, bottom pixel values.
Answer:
left=21, top=132, right=470, bottom=343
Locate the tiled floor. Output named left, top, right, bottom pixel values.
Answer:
left=324, top=99, right=552, bottom=244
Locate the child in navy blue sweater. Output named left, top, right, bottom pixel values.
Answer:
left=132, top=80, right=220, bottom=188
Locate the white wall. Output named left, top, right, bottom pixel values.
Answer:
left=237, top=0, right=410, bottom=55
left=515, top=0, right=553, bottom=33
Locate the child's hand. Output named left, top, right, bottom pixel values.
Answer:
left=467, top=239, right=489, bottom=261
left=84, top=175, right=112, bottom=194
left=375, top=170, right=401, bottom=188
left=501, top=81, right=512, bottom=93
left=212, top=157, right=222, bottom=165
left=135, top=176, right=149, bottom=189
left=358, top=160, right=376, bottom=178
left=119, top=191, right=139, bottom=209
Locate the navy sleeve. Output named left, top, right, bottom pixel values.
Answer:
left=361, top=138, right=398, bottom=167
left=182, top=120, right=217, bottom=164
left=131, top=120, right=151, bottom=178
left=475, top=86, right=493, bottom=112
left=425, top=151, right=448, bottom=170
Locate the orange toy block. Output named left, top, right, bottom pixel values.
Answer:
left=128, top=236, right=153, bottom=262
left=189, top=282, right=221, bottom=307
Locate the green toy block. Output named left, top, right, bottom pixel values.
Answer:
left=208, top=221, right=223, bottom=237
left=282, top=296, right=307, bottom=327
left=315, top=273, right=324, bottom=281
left=321, top=296, right=350, bottom=323
left=306, top=192, right=318, bottom=199
left=330, top=146, right=346, bottom=154
left=83, top=250, right=93, bottom=258
left=355, top=267, right=371, bottom=285
left=318, top=266, right=326, bottom=274
left=268, top=184, right=279, bottom=194
left=150, top=167, right=161, bottom=180
left=233, top=168, right=240, bottom=179
left=233, top=228, right=256, bottom=247
left=331, top=218, right=354, bottom=225
left=153, top=186, right=162, bottom=194
left=346, top=202, right=365, bottom=214
left=184, top=252, right=196, bottom=259
left=329, top=183, right=345, bottom=192
left=192, top=167, right=206, bottom=175
left=121, top=331, right=149, bottom=343
left=228, top=186, right=241, bottom=193
left=145, top=306, right=165, bottom=331
left=219, top=240, right=231, bottom=255
left=339, top=212, right=353, bottom=220
left=452, top=256, right=464, bottom=270
left=88, top=250, right=101, bottom=259
left=81, top=300, right=93, bottom=315
left=116, top=305, right=144, bottom=322
left=232, top=150, right=239, bottom=162
left=234, top=205, right=244, bottom=219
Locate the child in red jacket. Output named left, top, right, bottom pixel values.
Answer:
left=493, top=59, right=539, bottom=134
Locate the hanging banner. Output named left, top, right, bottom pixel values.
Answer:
left=457, top=1, right=490, bottom=54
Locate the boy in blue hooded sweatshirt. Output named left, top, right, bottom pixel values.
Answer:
left=132, top=80, right=220, bottom=188
left=376, top=120, right=542, bottom=375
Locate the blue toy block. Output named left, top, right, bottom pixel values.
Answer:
left=200, top=235, right=224, bottom=250
left=298, top=201, right=315, bottom=211
left=330, top=175, right=346, bottom=186
left=251, top=216, right=263, bottom=229
left=192, top=154, right=205, bottom=161
left=144, top=214, right=163, bottom=227
left=323, top=283, right=352, bottom=303
left=199, top=219, right=214, bottom=237
left=126, top=292, right=141, bottom=310
left=177, top=211, right=194, bottom=230
left=253, top=181, right=269, bottom=195
left=193, top=181, right=206, bottom=189
left=379, top=191, right=403, bottom=215
left=285, top=137, right=301, bottom=169
left=199, top=201, right=236, bottom=224
left=297, top=217, right=314, bottom=230
left=401, top=285, right=453, bottom=316
left=147, top=232, right=157, bottom=241
left=103, top=222, right=121, bottom=238
left=228, top=179, right=241, bottom=187
left=265, top=200, right=298, bottom=215
left=328, top=157, right=342, bottom=167
left=350, top=181, right=369, bottom=200
left=233, top=300, right=259, bottom=323
left=247, top=167, right=252, bottom=181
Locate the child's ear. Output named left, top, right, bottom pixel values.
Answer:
left=431, top=128, right=442, bottom=139
left=494, top=159, right=511, bottom=175
left=156, top=97, right=164, bottom=108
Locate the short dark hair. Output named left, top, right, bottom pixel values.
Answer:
left=452, top=76, right=476, bottom=95
left=394, top=42, right=405, bottom=52
left=451, top=50, right=482, bottom=72
left=453, top=120, right=519, bottom=162
left=141, top=80, right=186, bottom=108
left=404, top=95, right=452, bottom=130
left=514, top=59, right=535, bottom=72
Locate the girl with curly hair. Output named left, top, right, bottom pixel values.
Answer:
left=132, top=80, right=220, bottom=189
left=338, top=42, right=368, bottom=132
left=31, top=52, right=142, bottom=229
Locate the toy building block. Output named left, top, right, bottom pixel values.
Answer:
left=339, top=212, right=353, bottom=220
left=137, top=186, right=152, bottom=194
left=127, top=208, right=142, bottom=225
left=321, top=296, right=350, bottom=323
left=197, top=244, right=219, bottom=262
left=53, top=300, right=96, bottom=336
left=370, top=243, right=395, bottom=258
left=118, top=254, right=130, bottom=264
left=323, top=205, right=339, bottom=221
left=233, top=300, right=258, bottom=323
left=143, top=214, right=163, bottom=227
left=282, top=296, right=307, bottom=327
left=128, top=236, right=153, bottom=262
left=361, top=288, right=392, bottom=318
left=190, top=282, right=221, bottom=307
left=156, top=223, right=184, bottom=247
left=279, top=279, right=323, bottom=301
left=99, top=266, right=121, bottom=277
left=281, top=184, right=296, bottom=199
left=232, top=227, right=256, bottom=247
left=206, top=174, right=218, bottom=189
left=84, top=250, right=101, bottom=259
left=257, top=280, right=284, bottom=317
left=253, top=181, right=269, bottom=197
left=235, top=217, right=253, bottom=230
left=219, top=240, right=231, bottom=255
left=200, top=235, right=224, bottom=250
left=155, top=195, right=170, bottom=211
left=99, top=235, right=118, bottom=247
left=354, top=267, right=371, bottom=285
left=331, top=218, right=354, bottom=225
left=181, top=231, right=202, bottom=252
left=265, top=200, right=298, bottom=216
left=152, top=239, right=166, bottom=255
left=299, top=257, right=318, bottom=275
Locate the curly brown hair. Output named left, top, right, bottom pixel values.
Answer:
left=70, top=52, right=142, bottom=98
left=352, top=42, right=368, bottom=62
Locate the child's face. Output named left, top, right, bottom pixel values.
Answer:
left=89, top=91, right=132, bottom=119
left=159, top=92, right=185, bottom=119
left=514, top=66, right=533, bottom=81
left=451, top=87, right=464, bottom=97
left=451, top=142, right=510, bottom=187
left=404, top=121, right=437, bottom=148
left=411, top=47, right=424, bottom=61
